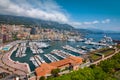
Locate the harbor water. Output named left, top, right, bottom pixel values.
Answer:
left=10, top=33, right=120, bottom=71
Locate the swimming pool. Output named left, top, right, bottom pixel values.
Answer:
left=2, top=46, right=11, bottom=51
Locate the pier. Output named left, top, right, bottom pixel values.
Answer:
left=29, top=42, right=44, bottom=54
left=30, top=55, right=46, bottom=67
left=63, top=45, right=86, bottom=54
left=20, top=42, right=26, bottom=47
left=34, top=56, right=42, bottom=66
left=60, top=50, right=75, bottom=57
left=35, top=55, right=46, bottom=63
left=30, top=57, right=39, bottom=67
left=44, top=54, right=59, bottom=62
left=51, top=50, right=72, bottom=58
left=54, top=52, right=66, bottom=59
left=16, top=46, right=27, bottom=57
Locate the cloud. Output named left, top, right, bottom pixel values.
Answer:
left=69, top=22, right=82, bottom=27
left=101, top=19, right=110, bottom=23
left=69, top=19, right=110, bottom=28
left=0, top=0, right=69, bottom=23
left=92, top=20, right=99, bottom=24
left=83, top=20, right=99, bottom=25
left=0, top=0, right=111, bottom=29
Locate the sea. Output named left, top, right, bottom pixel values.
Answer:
left=10, top=33, right=120, bottom=71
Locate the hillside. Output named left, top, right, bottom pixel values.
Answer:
left=47, top=51, right=120, bottom=80
left=0, top=15, right=74, bottom=31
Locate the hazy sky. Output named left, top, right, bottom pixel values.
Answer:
left=0, top=0, right=120, bottom=31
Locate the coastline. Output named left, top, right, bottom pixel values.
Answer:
left=1, top=41, right=31, bottom=75
left=9, top=43, right=31, bottom=73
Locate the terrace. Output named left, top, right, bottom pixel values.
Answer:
left=99, top=48, right=115, bottom=57
left=89, top=48, right=115, bottom=61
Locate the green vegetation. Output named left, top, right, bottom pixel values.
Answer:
left=90, top=48, right=115, bottom=61
left=40, top=76, right=46, bottom=80
left=47, top=52, right=120, bottom=80
left=114, top=71, right=120, bottom=79
left=100, top=53, right=120, bottom=74
left=51, top=68, right=60, bottom=77
left=0, top=72, right=9, bottom=79
left=90, top=54, right=101, bottom=61
left=0, top=15, right=74, bottom=31
left=12, top=32, right=19, bottom=40
left=99, top=48, right=115, bottom=57
left=116, top=45, right=120, bottom=49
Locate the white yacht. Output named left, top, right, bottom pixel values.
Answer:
left=68, top=38, right=75, bottom=42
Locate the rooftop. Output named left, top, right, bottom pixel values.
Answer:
left=50, top=56, right=83, bottom=67
left=35, top=63, right=56, bottom=76
left=35, top=56, right=83, bottom=76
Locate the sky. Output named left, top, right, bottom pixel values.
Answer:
left=0, top=0, right=120, bottom=31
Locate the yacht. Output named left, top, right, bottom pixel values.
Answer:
left=38, top=49, right=44, bottom=53
left=68, top=38, right=75, bottom=42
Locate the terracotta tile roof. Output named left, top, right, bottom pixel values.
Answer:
left=35, top=63, right=56, bottom=76
left=35, top=56, right=83, bottom=76
left=49, top=56, right=82, bottom=67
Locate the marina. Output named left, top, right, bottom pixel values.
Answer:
left=63, top=45, right=86, bottom=54
left=44, top=54, right=59, bottom=62
left=84, top=40, right=107, bottom=46
left=30, top=57, right=39, bottom=67
left=51, top=49, right=75, bottom=58
left=51, top=50, right=67, bottom=58
left=16, top=47, right=27, bottom=57
left=0, top=2, right=120, bottom=79
left=29, top=42, right=50, bottom=49
left=34, top=55, right=46, bottom=63
left=29, top=42, right=44, bottom=54
left=38, top=49, right=44, bottom=53
left=29, top=54, right=46, bottom=67
left=60, top=50, right=75, bottom=56
left=9, top=34, right=119, bottom=71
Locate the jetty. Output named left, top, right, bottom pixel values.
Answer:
left=44, top=54, right=59, bottom=62
left=63, top=45, right=86, bottom=54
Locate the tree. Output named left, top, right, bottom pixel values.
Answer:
left=39, top=76, right=45, bottom=80
left=51, top=68, right=60, bottom=77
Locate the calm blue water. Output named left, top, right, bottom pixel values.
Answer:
left=10, top=33, right=120, bottom=71
left=85, top=33, right=120, bottom=41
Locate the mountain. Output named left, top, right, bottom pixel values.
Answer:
left=77, top=28, right=103, bottom=34
left=77, top=28, right=120, bottom=34
left=0, top=15, right=74, bottom=31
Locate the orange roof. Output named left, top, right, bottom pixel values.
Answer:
left=68, top=56, right=83, bottom=64
left=35, top=56, right=83, bottom=76
left=35, top=63, right=56, bottom=76
left=50, top=56, right=82, bottom=67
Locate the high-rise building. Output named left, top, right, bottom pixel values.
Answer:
left=0, top=33, right=2, bottom=44
left=30, top=27, right=37, bottom=35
